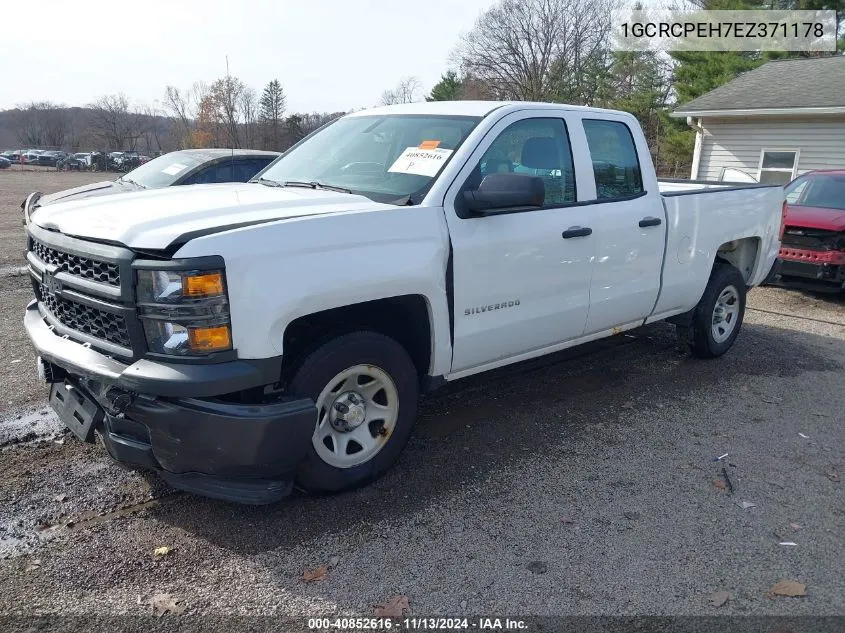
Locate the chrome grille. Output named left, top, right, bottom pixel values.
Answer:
left=38, top=284, right=131, bottom=348
left=28, top=227, right=138, bottom=357
left=31, top=238, right=120, bottom=286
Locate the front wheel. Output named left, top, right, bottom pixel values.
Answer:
left=287, top=331, right=419, bottom=494
left=684, top=263, right=747, bottom=359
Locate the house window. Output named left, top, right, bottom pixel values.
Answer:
left=758, top=150, right=799, bottom=185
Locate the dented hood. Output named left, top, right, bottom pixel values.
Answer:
left=29, top=183, right=392, bottom=250
left=36, top=179, right=134, bottom=206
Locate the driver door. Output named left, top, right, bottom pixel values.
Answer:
left=443, top=111, right=598, bottom=374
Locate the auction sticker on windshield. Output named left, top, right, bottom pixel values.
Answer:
left=388, top=147, right=453, bottom=177
left=161, top=163, right=188, bottom=176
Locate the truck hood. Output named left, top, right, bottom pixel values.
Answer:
left=37, top=179, right=133, bottom=205
left=784, top=204, right=845, bottom=231
left=30, top=183, right=393, bottom=250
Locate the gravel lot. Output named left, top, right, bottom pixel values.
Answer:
left=1, top=168, right=108, bottom=410
left=0, top=170, right=843, bottom=622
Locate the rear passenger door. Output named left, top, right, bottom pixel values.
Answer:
left=580, top=117, right=665, bottom=334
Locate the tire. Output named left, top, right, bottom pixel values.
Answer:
left=685, top=262, right=747, bottom=359
left=286, top=331, right=419, bottom=494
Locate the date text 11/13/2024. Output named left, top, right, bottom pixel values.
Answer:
left=307, top=617, right=529, bottom=630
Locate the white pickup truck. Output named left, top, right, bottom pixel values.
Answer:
left=22, top=101, right=785, bottom=503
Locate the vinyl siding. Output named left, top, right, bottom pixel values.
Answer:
left=696, top=115, right=845, bottom=181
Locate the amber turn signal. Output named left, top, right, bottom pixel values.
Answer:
left=182, top=272, right=224, bottom=297
left=188, top=325, right=232, bottom=353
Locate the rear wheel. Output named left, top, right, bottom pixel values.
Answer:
left=286, top=331, right=419, bottom=494
left=684, top=263, right=747, bottom=358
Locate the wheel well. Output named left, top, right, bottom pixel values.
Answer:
left=281, top=295, right=432, bottom=384
left=716, top=237, right=760, bottom=283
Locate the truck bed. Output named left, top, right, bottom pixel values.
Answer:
left=649, top=178, right=785, bottom=321
left=657, top=178, right=780, bottom=195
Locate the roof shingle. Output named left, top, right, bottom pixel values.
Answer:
left=674, top=55, right=845, bottom=115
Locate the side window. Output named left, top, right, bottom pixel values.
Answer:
left=182, top=166, right=216, bottom=185
left=233, top=159, right=272, bottom=182
left=582, top=119, right=644, bottom=200
left=183, top=163, right=236, bottom=184
left=212, top=163, right=234, bottom=182
left=465, top=117, right=576, bottom=206
left=784, top=177, right=808, bottom=204
left=758, top=150, right=798, bottom=185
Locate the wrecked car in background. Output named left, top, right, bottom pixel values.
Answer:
left=768, top=170, right=845, bottom=292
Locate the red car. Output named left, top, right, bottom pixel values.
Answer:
left=770, top=170, right=845, bottom=292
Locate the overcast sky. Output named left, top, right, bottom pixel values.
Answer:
left=2, top=0, right=497, bottom=113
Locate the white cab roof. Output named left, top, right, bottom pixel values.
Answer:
left=345, top=100, right=632, bottom=119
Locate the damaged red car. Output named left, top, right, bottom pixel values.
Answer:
left=768, top=170, right=845, bottom=292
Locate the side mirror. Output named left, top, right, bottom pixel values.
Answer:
left=463, top=173, right=545, bottom=213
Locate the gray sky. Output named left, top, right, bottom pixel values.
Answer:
left=2, top=0, right=496, bottom=113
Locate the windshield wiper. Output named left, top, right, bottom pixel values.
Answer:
left=119, top=177, right=146, bottom=189
left=253, top=177, right=283, bottom=187
left=282, top=180, right=352, bottom=194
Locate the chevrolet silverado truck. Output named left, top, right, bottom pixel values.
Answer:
left=767, top=169, right=845, bottom=292
left=22, top=101, right=785, bottom=504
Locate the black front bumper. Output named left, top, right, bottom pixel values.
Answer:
left=25, top=299, right=317, bottom=504
left=102, top=396, right=315, bottom=504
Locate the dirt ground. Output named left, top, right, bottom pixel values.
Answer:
left=0, top=170, right=843, bottom=624
left=0, top=167, right=108, bottom=270
left=0, top=169, right=110, bottom=410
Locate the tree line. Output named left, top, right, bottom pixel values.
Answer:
left=421, top=0, right=845, bottom=176
left=5, top=0, right=843, bottom=173
left=5, top=78, right=344, bottom=156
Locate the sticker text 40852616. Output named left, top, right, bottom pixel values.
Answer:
left=387, top=147, right=453, bottom=178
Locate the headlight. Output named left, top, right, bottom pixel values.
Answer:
left=136, top=267, right=232, bottom=356
left=137, top=269, right=225, bottom=303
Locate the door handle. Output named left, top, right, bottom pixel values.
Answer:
left=639, top=216, right=662, bottom=228
left=562, top=226, right=592, bottom=239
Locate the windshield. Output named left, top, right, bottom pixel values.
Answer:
left=254, top=114, right=482, bottom=203
left=118, top=152, right=205, bottom=188
left=786, top=174, right=845, bottom=210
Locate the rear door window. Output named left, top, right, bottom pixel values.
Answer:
left=582, top=119, right=644, bottom=200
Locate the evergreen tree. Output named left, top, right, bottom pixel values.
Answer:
left=259, top=79, right=286, bottom=150
left=426, top=71, right=464, bottom=101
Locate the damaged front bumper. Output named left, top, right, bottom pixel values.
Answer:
left=25, top=299, right=316, bottom=504
left=773, top=247, right=845, bottom=291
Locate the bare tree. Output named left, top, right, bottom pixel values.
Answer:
left=209, top=76, right=245, bottom=148
left=87, top=94, right=142, bottom=150
left=380, top=76, right=422, bottom=105
left=14, top=101, right=71, bottom=148
left=456, top=0, right=617, bottom=102
left=163, top=85, right=193, bottom=147
left=162, top=81, right=212, bottom=148
left=41, top=106, right=71, bottom=148
left=137, top=103, right=167, bottom=154
left=16, top=102, right=45, bottom=147
left=239, top=87, right=258, bottom=148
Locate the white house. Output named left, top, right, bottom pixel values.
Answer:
left=671, top=55, right=845, bottom=184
